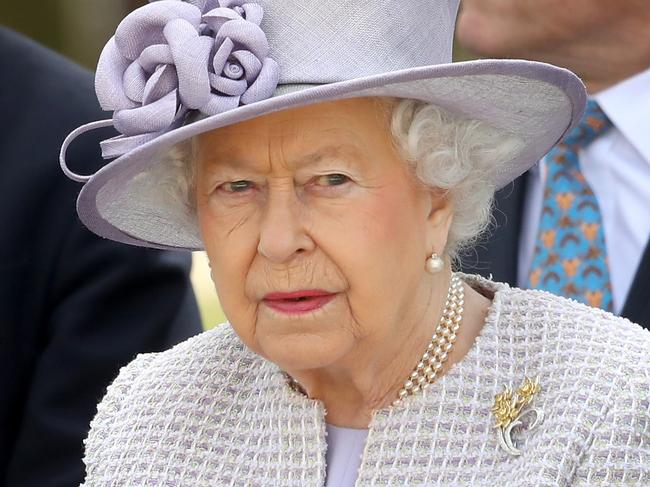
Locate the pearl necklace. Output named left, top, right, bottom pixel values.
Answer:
left=394, top=273, right=464, bottom=405
left=286, top=273, right=465, bottom=406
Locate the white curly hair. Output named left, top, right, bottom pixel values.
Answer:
left=156, top=98, right=524, bottom=259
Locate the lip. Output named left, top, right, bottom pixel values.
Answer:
left=262, top=290, right=336, bottom=315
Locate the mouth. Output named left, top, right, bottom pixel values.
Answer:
left=262, top=290, right=336, bottom=315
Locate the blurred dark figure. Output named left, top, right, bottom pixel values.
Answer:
left=0, top=28, right=202, bottom=486
left=457, top=1, right=650, bottom=329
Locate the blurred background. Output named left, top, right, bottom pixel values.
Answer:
left=1, top=1, right=148, bottom=69
left=0, top=0, right=471, bottom=329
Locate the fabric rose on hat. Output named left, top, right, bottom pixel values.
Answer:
left=96, top=0, right=279, bottom=158
left=202, top=1, right=278, bottom=112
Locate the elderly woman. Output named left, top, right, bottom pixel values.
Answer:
left=61, top=0, right=650, bottom=485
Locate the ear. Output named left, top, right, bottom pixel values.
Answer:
left=424, top=189, right=453, bottom=255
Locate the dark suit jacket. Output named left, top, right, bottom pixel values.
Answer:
left=0, top=28, right=202, bottom=486
left=461, top=174, right=650, bottom=330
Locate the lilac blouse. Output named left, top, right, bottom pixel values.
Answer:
left=325, top=424, right=369, bottom=486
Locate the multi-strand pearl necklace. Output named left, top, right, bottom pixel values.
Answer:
left=394, top=273, right=464, bottom=405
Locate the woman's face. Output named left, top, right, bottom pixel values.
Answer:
left=196, top=98, right=451, bottom=372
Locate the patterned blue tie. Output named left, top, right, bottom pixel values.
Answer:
left=527, top=100, right=613, bottom=311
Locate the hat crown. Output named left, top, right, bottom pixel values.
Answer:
left=259, top=0, right=460, bottom=85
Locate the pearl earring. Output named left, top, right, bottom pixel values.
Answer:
left=425, top=252, right=444, bottom=274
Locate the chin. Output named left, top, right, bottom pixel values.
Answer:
left=260, top=332, right=353, bottom=372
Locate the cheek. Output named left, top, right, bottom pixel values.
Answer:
left=197, top=201, right=260, bottom=342
left=317, top=184, right=427, bottom=307
left=365, top=190, right=426, bottom=272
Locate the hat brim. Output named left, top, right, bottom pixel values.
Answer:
left=77, top=58, right=585, bottom=250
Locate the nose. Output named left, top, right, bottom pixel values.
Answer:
left=257, top=183, right=315, bottom=263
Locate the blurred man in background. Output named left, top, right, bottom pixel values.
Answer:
left=457, top=0, right=650, bottom=329
left=0, top=27, right=202, bottom=486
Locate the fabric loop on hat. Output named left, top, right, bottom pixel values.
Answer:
left=60, top=119, right=116, bottom=183
left=100, top=132, right=163, bottom=159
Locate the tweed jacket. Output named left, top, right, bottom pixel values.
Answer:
left=81, top=278, right=650, bottom=486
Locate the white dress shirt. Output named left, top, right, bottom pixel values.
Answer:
left=518, top=67, right=650, bottom=313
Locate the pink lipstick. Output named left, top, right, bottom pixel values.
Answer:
left=262, top=290, right=336, bottom=315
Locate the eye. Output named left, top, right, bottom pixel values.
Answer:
left=218, top=180, right=255, bottom=193
left=314, top=174, right=351, bottom=187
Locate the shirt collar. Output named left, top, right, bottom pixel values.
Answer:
left=594, top=67, right=650, bottom=165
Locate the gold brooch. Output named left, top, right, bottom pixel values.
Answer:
left=492, top=377, right=543, bottom=456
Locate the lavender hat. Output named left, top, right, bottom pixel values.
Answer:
left=61, top=0, right=586, bottom=250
